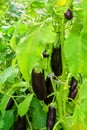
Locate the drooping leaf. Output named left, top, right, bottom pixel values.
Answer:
left=16, top=18, right=56, bottom=81
left=18, top=94, right=33, bottom=116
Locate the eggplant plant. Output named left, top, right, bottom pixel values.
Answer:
left=0, top=0, right=87, bottom=130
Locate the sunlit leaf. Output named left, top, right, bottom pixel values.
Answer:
left=0, top=65, right=19, bottom=85
left=18, top=94, right=33, bottom=116
left=64, top=29, right=87, bottom=76
left=16, top=18, right=56, bottom=81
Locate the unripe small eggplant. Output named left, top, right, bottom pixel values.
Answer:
left=68, top=88, right=78, bottom=101
left=6, top=93, right=16, bottom=110
left=51, top=45, right=62, bottom=76
left=14, top=115, right=27, bottom=130
left=31, top=69, right=47, bottom=100
left=44, top=77, right=54, bottom=105
left=42, top=50, right=49, bottom=58
left=64, top=9, right=73, bottom=20
left=25, top=89, right=30, bottom=95
left=69, top=77, right=78, bottom=92
left=46, top=106, right=56, bottom=130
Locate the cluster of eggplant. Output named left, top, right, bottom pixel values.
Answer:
left=32, top=45, right=62, bottom=101
left=68, top=77, right=78, bottom=101
left=31, top=45, right=63, bottom=129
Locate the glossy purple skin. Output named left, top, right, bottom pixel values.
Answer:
left=32, top=69, right=47, bottom=100
left=14, top=115, right=27, bottom=130
left=68, top=88, right=78, bottom=101
left=44, top=77, right=54, bottom=105
left=69, top=77, right=78, bottom=92
left=46, top=106, right=56, bottom=130
left=51, top=45, right=62, bottom=76
left=64, top=9, right=73, bottom=20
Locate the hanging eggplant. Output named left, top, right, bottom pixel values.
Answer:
left=51, top=45, right=62, bottom=76
left=31, top=69, right=47, bottom=100
left=64, top=9, right=73, bottom=20
left=44, top=76, right=54, bottom=105
left=68, top=77, right=78, bottom=101
left=46, top=106, right=56, bottom=130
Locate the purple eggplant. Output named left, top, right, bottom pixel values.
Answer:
left=51, top=45, right=62, bottom=76
left=69, top=77, right=78, bottom=92
left=44, top=77, right=54, bottom=105
left=64, top=9, right=73, bottom=20
left=68, top=88, right=78, bottom=101
left=6, top=93, right=16, bottom=110
left=14, top=115, right=26, bottom=130
left=6, top=98, right=14, bottom=110
left=46, top=106, right=56, bottom=130
left=31, top=69, right=47, bottom=100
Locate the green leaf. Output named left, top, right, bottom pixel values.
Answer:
left=70, top=105, right=86, bottom=130
left=78, top=80, right=87, bottom=114
left=18, top=94, right=33, bottom=116
left=0, top=120, right=4, bottom=129
left=31, top=97, right=41, bottom=109
left=0, top=90, right=14, bottom=115
left=81, top=0, right=87, bottom=13
left=64, top=29, right=87, bottom=76
left=16, top=18, right=56, bottom=81
left=0, top=110, right=14, bottom=130
left=31, top=1, right=46, bottom=8
left=32, top=108, right=47, bottom=129
left=0, top=65, right=19, bottom=85
left=0, top=81, right=28, bottom=115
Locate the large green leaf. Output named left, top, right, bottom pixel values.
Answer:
left=32, top=108, right=47, bottom=129
left=0, top=110, right=14, bottom=130
left=18, top=93, right=33, bottom=116
left=70, top=105, right=86, bottom=130
left=64, top=28, right=87, bottom=76
left=16, top=18, right=56, bottom=81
